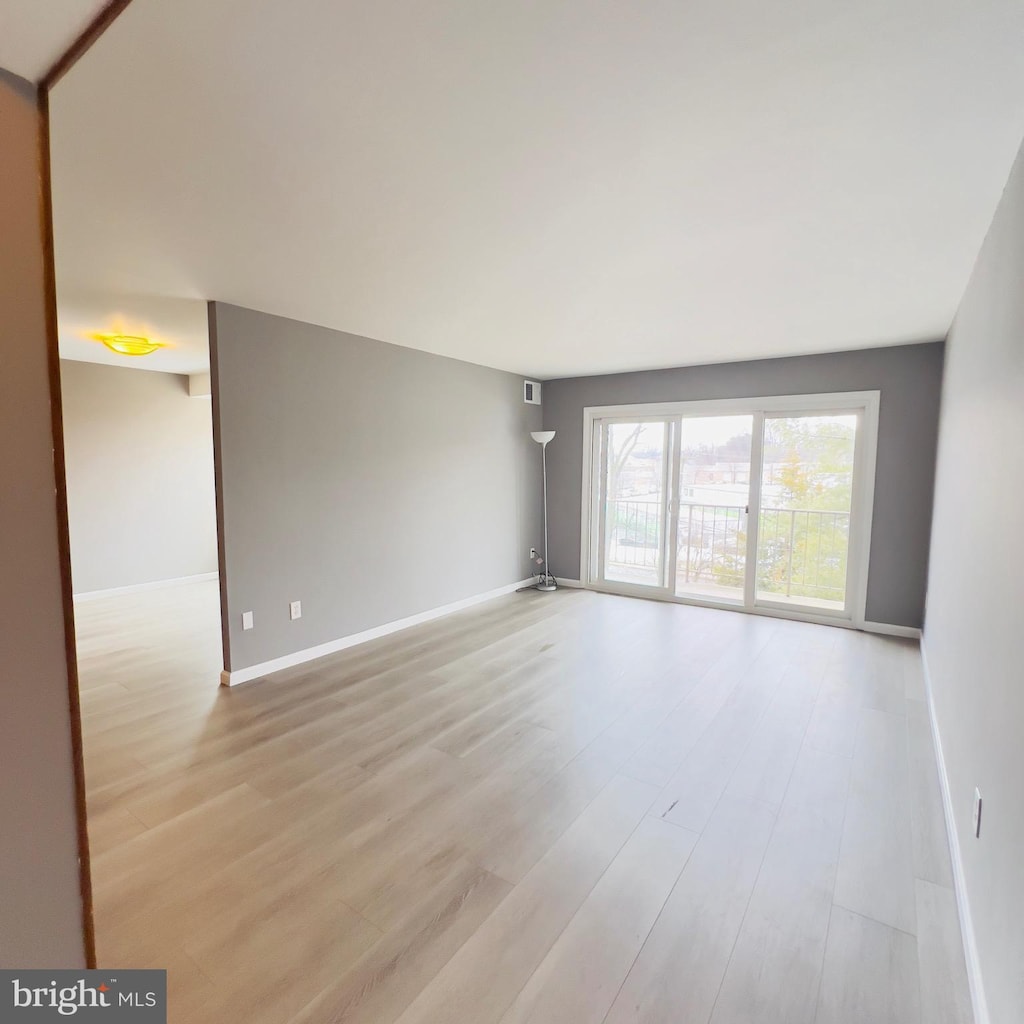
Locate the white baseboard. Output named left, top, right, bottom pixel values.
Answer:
left=920, top=640, right=989, bottom=1024
left=222, top=578, right=536, bottom=687
left=559, top=582, right=919, bottom=636
left=74, top=571, right=219, bottom=602
left=862, top=620, right=922, bottom=639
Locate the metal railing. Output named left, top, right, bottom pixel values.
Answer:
left=677, top=502, right=746, bottom=590
left=604, top=499, right=850, bottom=601
left=605, top=499, right=662, bottom=569
left=756, top=506, right=850, bottom=602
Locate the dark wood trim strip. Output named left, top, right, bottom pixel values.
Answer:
left=36, top=87, right=97, bottom=970
left=38, top=0, right=140, bottom=968
left=207, top=301, right=234, bottom=680
left=37, top=0, right=138, bottom=967
left=41, top=0, right=135, bottom=91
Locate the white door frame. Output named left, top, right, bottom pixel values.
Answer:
left=579, top=391, right=881, bottom=629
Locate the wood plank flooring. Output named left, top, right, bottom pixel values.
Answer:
left=74, top=581, right=973, bottom=1024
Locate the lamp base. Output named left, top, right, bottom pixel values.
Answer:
left=535, top=578, right=558, bottom=592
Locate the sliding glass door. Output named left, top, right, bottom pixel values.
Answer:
left=599, top=420, right=670, bottom=589
left=587, top=394, right=877, bottom=624
left=675, top=415, right=753, bottom=603
left=755, top=412, right=858, bottom=612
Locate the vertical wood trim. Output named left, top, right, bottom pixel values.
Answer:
left=207, top=301, right=233, bottom=677
left=37, top=0, right=139, bottom=970
left=36, top=88, right=96, bottom=969
left=41, top=0, right=136, bottom=91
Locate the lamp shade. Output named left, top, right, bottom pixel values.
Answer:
left=530, top=430, right=556, bottom=446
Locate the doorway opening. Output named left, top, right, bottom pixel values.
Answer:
left=56, top=309, right=226, bottom=940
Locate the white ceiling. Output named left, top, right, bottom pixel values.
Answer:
left=49, top=0, right=1024, bottom=378
left=0, top=0, right=110, bottom=82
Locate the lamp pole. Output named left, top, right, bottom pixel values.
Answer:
left=530, top=431, right=557, bottom=591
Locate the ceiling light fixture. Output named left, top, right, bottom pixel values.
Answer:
left=88, top=332, right=164, bottom=357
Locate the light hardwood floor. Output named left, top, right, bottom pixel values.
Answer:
left=74, top=581, right=974, bottom=1024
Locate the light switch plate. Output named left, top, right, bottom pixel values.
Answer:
left=242, top=611, right=254, bottom=631
left=289, top=600, right=302, bottom=621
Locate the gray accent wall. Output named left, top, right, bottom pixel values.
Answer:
left=0, top=69, right=86, bottom=967
left=542, top=342, right=944, bottom=628
left=925, top=140, right=1024, bottom=1024
left=210, top=302, right=542, bottom=673
left=60, top=360, right=217, bottom=594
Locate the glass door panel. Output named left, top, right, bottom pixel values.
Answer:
left=674, top=415, right=753, bottom=603
left=601, top=420, right=669, bottom=588
left=756, top=413, right=858, bottom=611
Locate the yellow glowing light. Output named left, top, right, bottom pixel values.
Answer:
left=88, top=332, right=164, bottom=357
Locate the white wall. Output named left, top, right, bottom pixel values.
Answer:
left=60, top=359, right=218, bottom=595
left=924, top=138, right=1024, bottom=1024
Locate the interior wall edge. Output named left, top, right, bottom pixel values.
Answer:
left=920, top=639, right=991, bottom=1024
left=921, top=133, right=1024, bottom=1024
left=208, top=299, right=232, bottom=676
left=0, top=67, right=92, bottom=966
left=38, top=86, right=95, bottom=969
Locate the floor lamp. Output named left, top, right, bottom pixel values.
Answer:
left=530, top=430, right=557, bottom=592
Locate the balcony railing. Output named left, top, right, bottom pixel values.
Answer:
left=605, top=499, right=850, bottom=603
left=605, top=499, right=662, bottom=569
left=756, top=506, right=850, bottom=602
left=677, top=501, right=747, bottom=590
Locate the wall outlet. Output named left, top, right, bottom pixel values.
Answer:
left=289, top=600, right=302, bottom=621
left=972, top=787, right=983, bottom=838
left=241, top=611, right=254, bottom=631
left=530, top=548, right=538, bottom=560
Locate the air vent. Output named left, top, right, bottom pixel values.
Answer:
left=524, top=380, right=541, bottom=405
